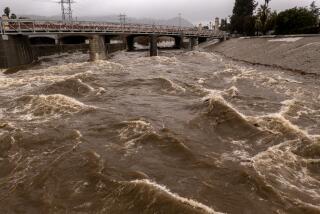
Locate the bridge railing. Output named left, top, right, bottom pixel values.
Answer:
left=0, top=19, right=221, bottom=37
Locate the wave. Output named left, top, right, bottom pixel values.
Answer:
left=120, top=179, right=222, bottom=214
left=189, top=84, right=240, bottom=100
left=293, top=137, right=320, bottom=159
left=253, top=140, right=320, bottom=209
left=248, top=113, right=311, bottom=140
left=190, top=91, right=258, bottom=139
left=9, top=94, right=95, bottom=120
left=134, top=55, right=178, bottom=65
left=42, top=78, right=95, bottom=97
left=153, top=77, right=186, bottom=93
left=183, top=51, right=219, bottom=62
left=120, top=77, right=186, bottom=94
left=117, top=120, right=193, bottom=158
left=95, top=175, right=223, bottom=214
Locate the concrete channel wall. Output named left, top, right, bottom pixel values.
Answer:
left=206, top=36, right=320, bottom=75
left=0, top=38, right=126, bottom=69
left=0, top=35, right=35, bottom=69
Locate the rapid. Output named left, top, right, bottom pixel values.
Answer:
left=0, top=49, right=319, bottom=214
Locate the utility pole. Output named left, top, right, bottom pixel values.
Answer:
left=178, top=13, right=182, bottom=29
left=119, top=13, right=127, bottom=27
left=59, top=0, right=74, bottom=22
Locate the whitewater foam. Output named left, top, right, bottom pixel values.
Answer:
left=10, top=94, right=96, bottom=120
left=253, top=140, right=320, bottom=208
left=202, top=89, right=246, bottom=119
left=130, top=179, right=223, bottom=214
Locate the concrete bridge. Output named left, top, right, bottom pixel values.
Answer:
left=0, top=19, right=226, bottom=69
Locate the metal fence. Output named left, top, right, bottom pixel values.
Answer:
left=0, top=19, right=224, bottom=38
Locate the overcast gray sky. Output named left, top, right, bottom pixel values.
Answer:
left=0, top=0, right=318, bottom=23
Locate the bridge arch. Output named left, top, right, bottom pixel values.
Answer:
left=29, top=36, right=56, bottom=45
left=126, top=35, right=185, bottom=51
left=59, top=35, right=89, bottom=45
left=157, top=36, right=176, bottom=49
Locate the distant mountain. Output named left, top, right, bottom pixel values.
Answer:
left=20, top=15, right=194, bottom=27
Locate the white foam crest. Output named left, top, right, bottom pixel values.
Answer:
left=96, top=87, right=107, bottom=95
left=118, top=120, right=155, bottom=155
left=119, top=120, right=154, bottom=140
left=132, top=55, right=178, bottom=65
left=70, top=70, right=95, bottom=79
left=229, top=67, right=257, bottom=83
left=280, top=99, right=298, bottom=115
left=250, top=113, right=311, bottom=139
left=253, top=141, right=320, bottom=205
left=76, top=79, right=95, bottom=91
left=201, top=87, right=312, bottom=141
left=0, top=75, right=34, bottom=90
left=197, top=78, right=206, bottom=84
left=151, top=77, right=186, bottom=94
left=163, top=78, right=186, bottom=93
left=152, top=56, right=178, bottom=64
left=11, top=94, right=95, bottom=120
left=202, top=89, right=247, bottom=119
left=93, top=60, right=125, bottom=72
left=130, top=179, right=223, bottom=214
left=184, top=51, right=218, bottom=61
left=40, top=61, right=91, bottom=74
left=48, top=78, right=95, bottom=94
left=225, top=86, right=239, bottom=97
left=221, top=149, right=251, bottom=163
left=0, top=73, right=79, bottom=90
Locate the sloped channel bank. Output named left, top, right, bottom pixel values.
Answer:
left=205, top=36, right=320, bottom=75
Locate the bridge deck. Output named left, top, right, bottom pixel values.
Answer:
left=0, top=19, right=223, bottom=38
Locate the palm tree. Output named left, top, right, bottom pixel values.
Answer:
left=257, top=0, right=272, bottom=34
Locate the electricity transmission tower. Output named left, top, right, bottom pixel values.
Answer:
left=59, top=0, right=74, bottom=22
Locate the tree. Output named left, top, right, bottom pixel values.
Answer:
left=3, top=7, right=10, bottom=17
left=257, top=0, right=272, bottom=34
left=255, top=17, right=262, bottom=35
left=265, top=11, right=277, bottom=33
left=310, top=1, right=320, bottom=17
left=231, top=0, right=258, bottom=35
left=310, top=1, right=320, bottom=24
left=10, top=13, right=17, bottom=19
left=275, top=7, right=318, bottom=34
left=220, top=18, right=231, bottom=32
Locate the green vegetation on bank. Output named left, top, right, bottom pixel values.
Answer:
left=2, top=7, right=17, bottom=19
left=227, top=0, right=320, bottom=35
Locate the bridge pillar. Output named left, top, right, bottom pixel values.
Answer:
left=174, top=36, right=184, bottom=49
left=198, top=37, right=207, bottom=44
left=89, top=35, right=107, bottom=61
left=105, top=36, right=111, bottom=44
left=0, top=35, right=36, bottom=69
left=126, top=36, right=135, bottom=51
left=150, top=35, right=158, bottom=57
left=189, top=37, right=198, bottom=50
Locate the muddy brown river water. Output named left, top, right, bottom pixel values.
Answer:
left=0, top=50, right=319, bottom=214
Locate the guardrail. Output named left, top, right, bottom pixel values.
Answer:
left=0, top=19, right=224, bottom=38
